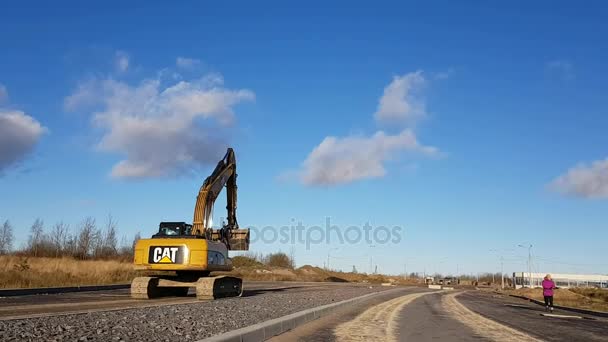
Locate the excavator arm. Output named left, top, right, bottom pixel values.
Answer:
left=192, top=148, right=248, bottom=250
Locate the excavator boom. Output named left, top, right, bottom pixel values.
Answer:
left=192, top=148, right=248, bottom=250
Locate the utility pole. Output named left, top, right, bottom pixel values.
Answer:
left=501, top=256, right=504, bottom=289
left=327, top=247, right=339, bottom=271
left=490, top=248, right=513, bottom=289
left=518, top=244, right=533, bottom=287
left=368, top=245, right=375, bottom=274
left=528, top=245, right=532, bottom=287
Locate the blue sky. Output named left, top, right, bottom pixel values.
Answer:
left=1, top=1, right=607, bottom=276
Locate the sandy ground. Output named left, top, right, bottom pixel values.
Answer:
left=334, top=291, right=436, bottom=341
left=442, top=292, right=541, bottom=342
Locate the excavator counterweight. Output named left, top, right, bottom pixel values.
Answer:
left=131, top=148, right=249, bottom=300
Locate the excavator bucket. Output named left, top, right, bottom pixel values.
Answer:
left=196, top=276, right=243, bottom=300
left=229, top=229, right=250, bottom=250
left=209, top=228, right=250, bottom=250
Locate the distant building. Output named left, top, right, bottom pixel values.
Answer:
left=512, top=272, right=608, bottom=289
left=441, top=277, right=460, bottom=285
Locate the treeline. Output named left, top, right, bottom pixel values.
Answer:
left=232, top=251, right=296, bottom=269
left=0, top=216, right=140, bottom=260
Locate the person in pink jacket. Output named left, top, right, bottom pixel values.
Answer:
left=542, top=274, right=557, bottom=312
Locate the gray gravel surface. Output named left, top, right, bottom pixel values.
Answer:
left=0, top=285, right=390, bottom=342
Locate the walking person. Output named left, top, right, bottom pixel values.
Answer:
left=542, top=274, right=556, bottom=312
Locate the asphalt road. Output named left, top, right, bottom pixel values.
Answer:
left=271, top=287, right=435, bottom=342
left=457, top=291, right=608, bottom=342
left=272, top=290, right=608, bottom=342
left=395, top=291, right=482, bottom=341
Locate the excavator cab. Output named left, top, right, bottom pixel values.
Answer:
left=153, top=222, right=193, bottom=238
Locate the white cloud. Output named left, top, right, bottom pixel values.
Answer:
left=64, top=78, right=100, bottom=111
left=433, top=67, right=454, bottom=80
left=289, top=69, right=440, bottom=187
left=546, top=60, right=574, bottom=79
left=115, top=51, right=130, bottom=73
left=65, top=72, right=254, bottom=179
left=374, top=71, right=426, bottom=124
left=299, top=130, right=438, bottom=186
left=0, top=110, right=46, bottom=172
left=551, top=158, right=608, bottom=199
left=0, top=84, right=7, bottom=102
left=176, top=57, right=201, bottom=69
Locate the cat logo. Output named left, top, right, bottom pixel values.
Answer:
left=148, top=246, right=185, bottom=264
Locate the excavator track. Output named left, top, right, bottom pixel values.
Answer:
left=130, top=276, right=161, bottom=299
left=196, top=276, right=243, bottom=300
left=131, top=275, right=242, bottom=300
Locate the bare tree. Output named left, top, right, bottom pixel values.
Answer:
left=94, top=215, right=118, bottom=258
left=0, top=220, right=14, bottom=255
left=76, top=217, right=97, bottom=259
left=104, top=214, right=118, bottom=257
left=132, top=231, right=141, bottom=251
left=28, top=218, right=44, bottom=257
left=50, top=221, right=69, bottom=257
left=64, top=233, right=77, bottom=257
left=118, top=235, right=131, bottom=259
left=289, top=245, right=296, bottom=269
left=115, top=232, right=140, bottom=260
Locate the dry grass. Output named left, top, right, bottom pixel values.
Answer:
left=1, top=255, right=419, bottom=289
left=570, top=287, right=608, bottom=303
left=506, top=287, right=608, bottom=313
left=0, top=255, right=137, bottom=289
left=229, top=264, right=419, bottom=285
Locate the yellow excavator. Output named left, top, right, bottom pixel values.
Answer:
left=131, top=148, right=250, bottom=300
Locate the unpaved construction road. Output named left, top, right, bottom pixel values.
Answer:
left=0, top=281, right=392, bottom=341
left=2, top=284, right=607, bottom=341
left=0, top=281, right=348, bottom=320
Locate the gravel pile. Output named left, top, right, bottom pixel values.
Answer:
left=0, top=285, right=388, bottom=341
